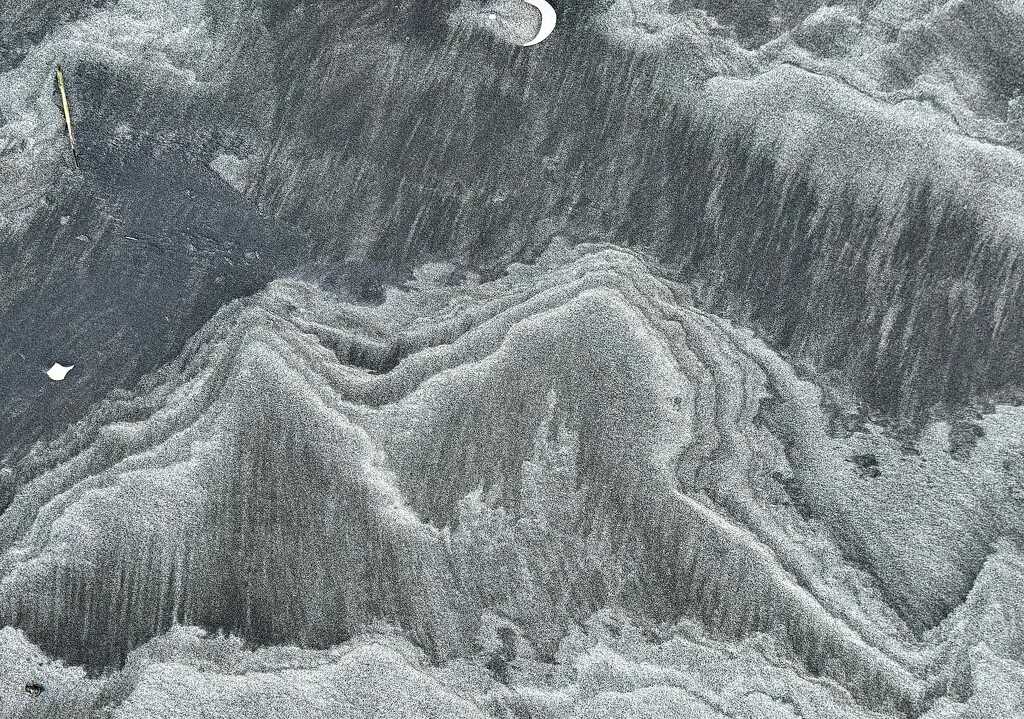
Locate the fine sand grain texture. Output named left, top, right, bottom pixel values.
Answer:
left=1, top=2, right=1023, bottom=717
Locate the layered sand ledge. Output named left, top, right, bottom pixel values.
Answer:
left=2, top=246, right=1022, bottom=718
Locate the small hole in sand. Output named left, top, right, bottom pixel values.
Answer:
left=25, top=683, right=44, bottom=697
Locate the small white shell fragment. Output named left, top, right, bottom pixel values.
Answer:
left=46, top=363, right=75, bottom=381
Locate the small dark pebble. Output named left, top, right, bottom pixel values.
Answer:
left=25, top=683, right=44, bottom=697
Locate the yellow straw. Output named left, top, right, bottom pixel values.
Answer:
left=55, top=66, right=78, bottom=168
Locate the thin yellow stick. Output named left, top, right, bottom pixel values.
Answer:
left=55, top=66, right=78, bottom=168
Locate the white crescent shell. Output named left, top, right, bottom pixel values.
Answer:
left=520, top=0, right=557, bottom=46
